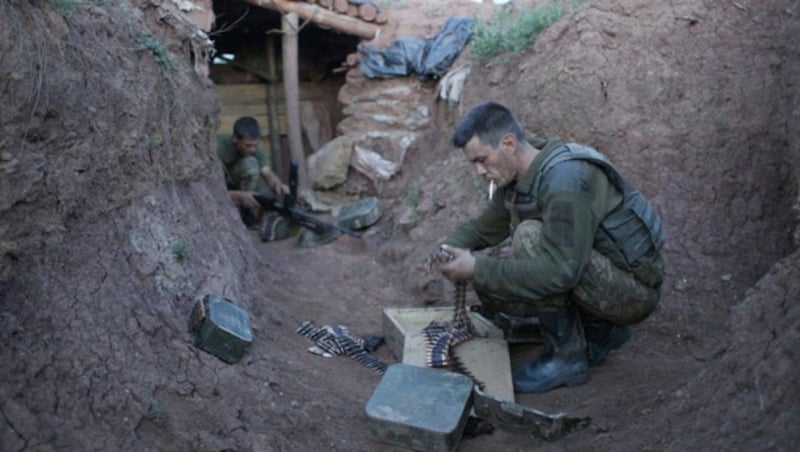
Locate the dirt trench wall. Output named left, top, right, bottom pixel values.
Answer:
left=1, top=1, right=798, bottom=449
left=462, top=0, right=800, bottom=329
left=0, top=2, right=297, bottom=449
left=453, top=1, right=800, bottom=446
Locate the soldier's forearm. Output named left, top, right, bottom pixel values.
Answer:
left=260, top=168, right=282, bottom=190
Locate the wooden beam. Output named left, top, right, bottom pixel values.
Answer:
left=358, top=3, right=379, bottom=22
left=333, top=0, right=349, bottom=14
left=215, top=54, right=272, bottom=82
left=243, top=0, right=380, bottom=40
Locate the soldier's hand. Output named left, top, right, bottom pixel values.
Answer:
left=423, top=245, right=454, bottom=273
left=439, top=245, right=475, bottom=282
left=274, top=183, right=290, bottom=197
left=230, top=190, right=259, bottom=209
left=241, top=192, right=260, bottom=209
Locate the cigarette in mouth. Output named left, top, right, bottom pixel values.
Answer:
left=488, top=180, right=496, bottom=200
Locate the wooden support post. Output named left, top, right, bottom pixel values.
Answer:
left=265, top=35, right=284, bottom=180
left=282, top=12, right=307, bottom=187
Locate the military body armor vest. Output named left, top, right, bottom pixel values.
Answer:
left=504, top=143, right=665, bottom=276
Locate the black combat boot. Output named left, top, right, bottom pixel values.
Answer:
left=512, top=303, right=588, bottom=393
left=581, top=312, right=631, bottom=367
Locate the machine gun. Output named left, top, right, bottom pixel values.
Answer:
left=253, top=159, right=361, bottom=239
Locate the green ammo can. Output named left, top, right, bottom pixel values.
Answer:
left=365, top=363, right=474, bottom=452
left=189, top=294, right=253, bottom=363
left=336, top=196, right=381, bottom=231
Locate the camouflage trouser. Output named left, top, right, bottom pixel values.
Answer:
left=226, top=156, right=278, bottom=227
left=227, top=156, right=268, bottom=193
left=476, top=220, right=659, bottom=325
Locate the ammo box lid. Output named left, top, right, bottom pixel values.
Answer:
left=335, top=197, right=381, bottom=230
left=204, top=295, right=252, bottom=342
left=366, top=363, right=474, bottom=452
left=190, top=295, right=253, bottom=363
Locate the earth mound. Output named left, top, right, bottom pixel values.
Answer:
left=1, top=1, right=798, bottom=450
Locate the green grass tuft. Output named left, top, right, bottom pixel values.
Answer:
left=470, top=2, right=567, bottom=61
left=135, top=33, right=175, bottom=71
left=171, top=239, right=189, bottom=262
left=48, top=0, right=76, bottom=18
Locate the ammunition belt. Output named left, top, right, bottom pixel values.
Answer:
left=297, top=320, right=388, bottom=375
left=422, top=249, right=486, bottom=390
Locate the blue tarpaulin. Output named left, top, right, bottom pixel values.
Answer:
left=359, top=17, right=475, bottom=79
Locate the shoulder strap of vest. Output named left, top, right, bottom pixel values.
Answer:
left=504, top=145, right=571, bottom=222
left=528, top=144, right=573, bottom=197
left=535, top=143, right=627, bottom=193
left=533, top=143, right=665, bottom=252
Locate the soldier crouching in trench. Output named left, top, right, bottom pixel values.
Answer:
left=217, top=116, right=290, bottom=229
left=427, top=101, right=665, bottom=393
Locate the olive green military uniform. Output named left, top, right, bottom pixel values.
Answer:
left=216, top=133, right=271, bottom=193
left=445, top=138, right=664, bottom=324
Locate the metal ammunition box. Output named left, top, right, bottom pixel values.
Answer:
left=382, top=307, right=503, bottom=363
left=191, top=295, right=252, bottom=363
left=382, top=307, right=515, bottom=402
left=336, top=197, right=381, bottom=230
left=365, top=363, right=473, bottom=452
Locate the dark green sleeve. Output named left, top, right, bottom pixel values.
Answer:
left=216, top=133, right=234, bottom=163
left=473, top=162, right=617, bottom=300
left=445, top=191, right=510, bottom=250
